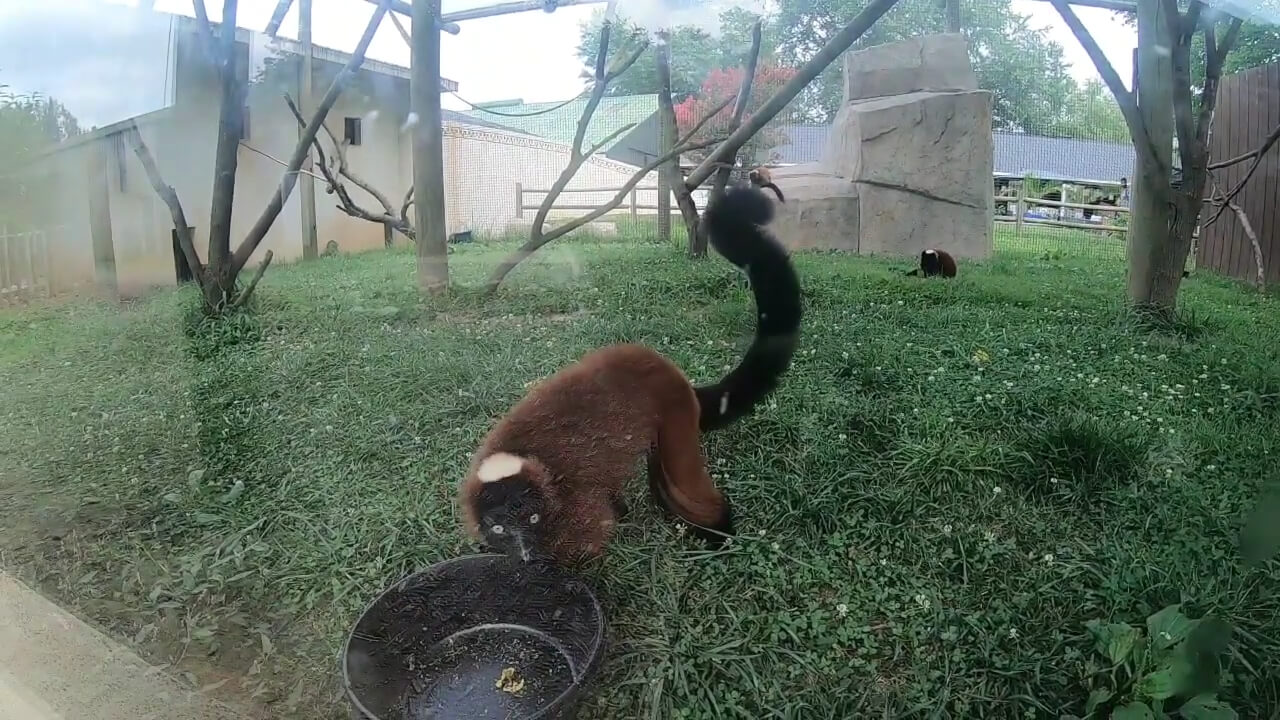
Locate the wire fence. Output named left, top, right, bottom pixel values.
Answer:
left=0, top=0, right=1154, bottom=302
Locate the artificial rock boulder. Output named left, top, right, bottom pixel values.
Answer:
left=771, top=34, right=994, bottom=260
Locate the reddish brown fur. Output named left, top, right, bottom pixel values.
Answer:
left=460, top=344, right=724, bottom=565
left=932, top=249, right=958, bottom=278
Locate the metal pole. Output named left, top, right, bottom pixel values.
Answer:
left=412, top=0, right=449, bottom=292
left=299, top=0, right=319, bottom=260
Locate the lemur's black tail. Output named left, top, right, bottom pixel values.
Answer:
left=694, top=185, right=802, bottom=432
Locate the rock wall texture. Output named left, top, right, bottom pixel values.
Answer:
left=769, top=34, right=994, bottom=260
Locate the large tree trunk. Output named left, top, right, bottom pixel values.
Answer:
left=1126, top=0, right=1179, bottom=319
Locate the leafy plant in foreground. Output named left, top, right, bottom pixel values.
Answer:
left=1073, top=604, right=1237, bottom=720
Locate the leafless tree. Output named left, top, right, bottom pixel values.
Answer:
left=687, top=20, right=763, bottom=258
left=1051, top=0, right=1242, bottom=322
left=125, top=0, right=390, bottom=314
left=484, top=0, right=903, bottom=291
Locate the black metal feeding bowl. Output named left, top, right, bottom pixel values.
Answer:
left=342, top=554, right=606, bottom=720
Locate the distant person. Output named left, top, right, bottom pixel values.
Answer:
left=1119, top=177, right=1130, bottom=207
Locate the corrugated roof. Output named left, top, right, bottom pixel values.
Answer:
left=769, top=125, right=1137, bottom=184
left=457, top=94, right=658, bottom=152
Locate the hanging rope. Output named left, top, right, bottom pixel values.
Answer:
left=447, top=90, right=587, bottom=117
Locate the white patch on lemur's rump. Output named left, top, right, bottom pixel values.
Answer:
left=719, top=392, right=731, bottom=415
left=477, top=452, right=524, bottom=483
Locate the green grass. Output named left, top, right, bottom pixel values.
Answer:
left=2, top=235, right=1278, bottom=719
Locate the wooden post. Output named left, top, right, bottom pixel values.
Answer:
left=657, top=158, right=671, bottom=242
left=945, top=0, right=961, bottom=32
left=412, top=0, right=449, bottom=292
left=87, top=144, right=118, bottom=298
left=23, top=233, right=36, bottom=294
left=43, top=230, right=54, bottom=296
left=629, top=187, right=638, bottom=217
left=1015, top=177, right=1026, bottom=235
left=514, top=182, right=523, bottom=218
left=1, top=233, right=10, bottom=292
left=299, top=0, right=320, bottom=260
left=383, top=221, right=393, bottom=247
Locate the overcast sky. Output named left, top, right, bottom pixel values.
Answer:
left=0, top=0, right=1138, bottom=128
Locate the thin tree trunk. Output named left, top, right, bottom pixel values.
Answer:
left=207, top=0, right=243, bottom=302
left=693, top=21, right=764, bottom=258
left=654, top=30, right=699, bottom=245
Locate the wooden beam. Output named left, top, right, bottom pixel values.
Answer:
left=87, top=145, right=118, bottom=298
left=264, top=0, right=295, bottom=37
left=412, top=0, right=449, bottom=292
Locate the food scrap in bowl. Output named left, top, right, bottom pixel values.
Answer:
left=495, top=666, right=526, bottom=696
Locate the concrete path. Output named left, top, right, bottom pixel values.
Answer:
left=0, top=572, right=248, bottom=720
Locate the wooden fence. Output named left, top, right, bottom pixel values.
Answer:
left=0, top=229, right=53, bottom=305
left=994, top=180, right=1130, bottom=235
left=1197, top=60, right=1280, bottom=285
left=514, top=184, right=711, bottom=219
left=518, top=178, right=1134, bottom=243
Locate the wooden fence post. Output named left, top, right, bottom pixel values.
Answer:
left=629, top=188, right=638, bottom=217
left=514, top=182, right=523, bottom=219
left=43, top=230, right=54, bottom=296
left=1015, top=178, right=1026, bottom=236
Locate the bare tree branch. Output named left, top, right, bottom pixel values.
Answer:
left=401, top=186, right=415, bottom=226
left=240, top=140, right=328, bottom=182
left=124, top=120, right=204, bottom=282
left=1051, top=0, right=1166, bottom=175
left=1198, top=17, right=1242, bottom=143
left=684, top=0, right=901, bottom=189
left=231, top=0, right=389, bottom=274
left=521, top=19, right=648, bottom=271
left=485, top=137, right=724, bottom=293
left=231, top=250, right=273, bottom=308
left=677, top=95, right=736, bottom=146
left=283, top=94, right=415, bottom=240
left=694, top=20, right=764, bottom=257
left=1228, top=198, right=1265, bottom=290
left=1180, top=0, right=1203, bottom=41
left=655, top=30, right=700, bottom=240
left=264, top=0, right=295, bottom=37
left=1209, top=121, right=1279, bottom=171
left=709, top=20, right=763, bottom=199
left=1164, top=0, right=1199, bottom=174
left=389, top=9, right=411, bottom=45
left=583, top=123, right=638, bottom=158
left=191, top=0, right=219, bottom=63
left=566, top=23, right=647, bottom=160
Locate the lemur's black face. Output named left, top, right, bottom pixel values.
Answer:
left=472, top=477, right=549, bottom=563
left=921, top=250, right=942, bottom=276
